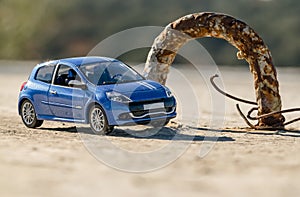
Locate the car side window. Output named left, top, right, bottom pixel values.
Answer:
left=54, top=64, right=81, bottom=87
left=35, top=65, right=55, bottom=83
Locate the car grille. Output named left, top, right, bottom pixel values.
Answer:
left=118, top=97, right=175, bottom=120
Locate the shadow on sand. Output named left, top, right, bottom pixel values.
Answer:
left=39, top=124, right=300, bottom=140
left=40, top=125, right=235, bottom=142
left=188, top=126, right=300, bottom=138
left=108, top=127, right=235, bottom=142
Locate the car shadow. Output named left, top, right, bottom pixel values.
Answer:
left=41, top=125, right=234, bottom=142
left=39, top=125, right=300, bottom=140
left=39, top=126, right=78, bottom=133
left=106, top=126, right=235, bottom=142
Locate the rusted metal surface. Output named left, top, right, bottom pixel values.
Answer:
left=144, top=12, right=284, bottom=128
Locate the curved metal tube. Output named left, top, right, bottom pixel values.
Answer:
left=144, top=12, right=284, bottom=128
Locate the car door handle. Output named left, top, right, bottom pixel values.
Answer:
left=49, top=90, right=57, bottom=94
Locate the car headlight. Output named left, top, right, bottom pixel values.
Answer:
left=106, top=91, right=132, bottom=103
left=164, top=86, right=173, bottom=98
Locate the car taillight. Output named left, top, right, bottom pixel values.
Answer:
left=20, top=82, right=27, bottom=91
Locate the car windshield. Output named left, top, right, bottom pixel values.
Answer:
left=79, top=61, right=144, bottom=85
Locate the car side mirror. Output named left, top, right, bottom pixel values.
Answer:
left=68, top=80, right=87, bottom=90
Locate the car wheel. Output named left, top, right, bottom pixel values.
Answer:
left=89, top=105, right=114, bottom=135
left=21, top=100, right=43, bottom=128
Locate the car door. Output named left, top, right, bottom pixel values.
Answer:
left=32, top=63, right=56, bottom=116
left=48, top=64, right=85, bottom=120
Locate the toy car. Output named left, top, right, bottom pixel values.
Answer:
left=18, top=56, right=176, bottom=134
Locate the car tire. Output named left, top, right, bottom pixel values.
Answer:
left=89, top=105, right=114, bottom=135
left=21, top=100, right=43, bottom=128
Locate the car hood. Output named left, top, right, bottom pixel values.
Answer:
left=96, top=80, right=167, bottom=101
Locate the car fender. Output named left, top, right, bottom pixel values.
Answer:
left=18, top=94, right=35, bottom=116
left=83, top=91, right=114, bottom=124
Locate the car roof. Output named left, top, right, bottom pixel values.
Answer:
left=58, top=56, right=118, bottom=67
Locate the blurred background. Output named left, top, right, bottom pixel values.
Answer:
left=0, top=0, right=299, bottom=66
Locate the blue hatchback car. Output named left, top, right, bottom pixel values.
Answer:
left=18, top=57, right=176, bottom=134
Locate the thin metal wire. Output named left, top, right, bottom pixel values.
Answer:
left=236, top=104, right=256, bottom=129
left=210, top=74, right=257, bottom=105
left=247, top=107, right=300, bottom=120
left=210, top=74, right=300, bottom=129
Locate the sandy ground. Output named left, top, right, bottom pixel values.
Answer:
left=1, top=60, right=300, bottom=197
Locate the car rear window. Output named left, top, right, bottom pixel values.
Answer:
left=35, top=65, right=55, bottom=83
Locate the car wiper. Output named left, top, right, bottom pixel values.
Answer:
left=101, top=81, right=117, bottom=85
left=100, top=79, right=142, bottom=85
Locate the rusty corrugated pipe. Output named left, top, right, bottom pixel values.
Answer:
left=143, top=12, right=285, bottom=128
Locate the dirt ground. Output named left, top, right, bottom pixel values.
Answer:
left=1, top=61, right=300, bottom=197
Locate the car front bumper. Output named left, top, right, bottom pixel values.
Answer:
left=105, top=97, right=177, bottom=126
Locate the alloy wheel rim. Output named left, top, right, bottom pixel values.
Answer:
left=22, top=102, right=35, bottom=125
left=91, top=108, right=105, bottom=132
